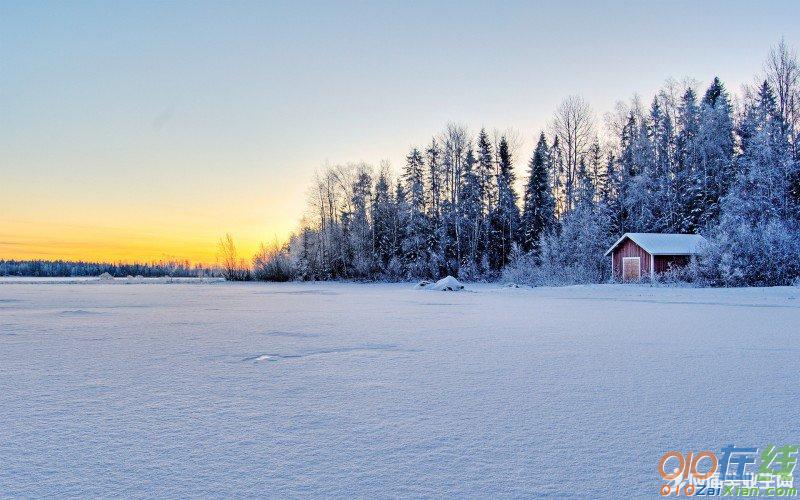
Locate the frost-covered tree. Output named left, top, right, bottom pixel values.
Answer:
left=587, top=141, right=607, bottom=205
left=675, top=87, right=702, bottom=232
left=458, top=146, right=484, bottom=275
left=530, top=199, right=611, bottom=286
left=549, top=135, right=565, bottom=216
left=389, top=180, right=409, bottom=277
left=371, top=170, right=394, bottom=271
left=258, top=40, right=799, bottom=286
left=698, top=81, right=800, bottom=286
left=403, top=148, right=433, bottom=277
left=551, top=95, right=594, bottom=212
left=649, top=96, right=678, bottom=231
left=521, top=132, right=555, bottom=255
left=765, top=38, right=800, bottom=150
left=729, top=81, right=794, bottom=222
left=426, top=139, right=443, bottom=220
left=436, top=124, right=470, bottom=275
left=476, top=128, right=495, bottom=213
left=487, top=137, right=521, bottom=271
left=695, top=77, right=735, bottom=228
left=345, top=167, right=374, bottom=277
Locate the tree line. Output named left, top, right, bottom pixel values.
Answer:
left=0, top=259, right=218, bottom=278
left=244, top=40, right=800, bottom=287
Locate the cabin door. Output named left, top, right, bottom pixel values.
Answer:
left=622, top=257, right=641, bottom=281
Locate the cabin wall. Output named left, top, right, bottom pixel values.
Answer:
left=612, top=239, right=651, bottom=280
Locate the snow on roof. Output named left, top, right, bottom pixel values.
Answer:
left=604, top=233, right=706, bottom=256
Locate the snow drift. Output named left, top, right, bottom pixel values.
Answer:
left=414, top=276, right=465, bottom=291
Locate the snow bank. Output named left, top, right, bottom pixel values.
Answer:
left=431, top=276, right=464, bottom=291
left=414, top=276, right=465, bottom=291
left=413, top=280, right=432, bottom=290
left=98, top=272, right=114, bottom=280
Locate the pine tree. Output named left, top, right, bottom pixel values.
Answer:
left=403, top=148, right=432, bottom=277
left=614, top=112, right=638, bottom=232
left=458, top=146, right=483, bottom=274
left=475, top=128, right=495, bottom=270
left=650, top=97, right=677, bottom=231
left=675, top=87, right=701, bottom=232
left=488, top=137, right=521, bottom=270
left=371, top=171, right=393, bottom=271
left=725, top=81, right=793, bottom=223
left=575, top=158, right=596, bottom=209
left=426, top=140, right=445, bottom=273
left=696, top=77, right=735, bottom=228
left=426, top=139, right=442, bottom=220
left=348, top=168, right=374, bottom=277
left=627, top=110, right=658, bottom=231
left=476, top=129, right=495, bottom=213
left=587, top=141, right=606, bottom=205
left=700, top=81, right=800, bottom=286
left=390, top=180, right=408, bottom=277
left=549, top=136, right=565, bottom=216
left=521, top=133, right=555, bottom=255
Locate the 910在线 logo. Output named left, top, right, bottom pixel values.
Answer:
left=659, top=445, right=797, bottom=496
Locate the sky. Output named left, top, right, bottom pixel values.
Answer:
left=2, top=0, right=799, bottom=265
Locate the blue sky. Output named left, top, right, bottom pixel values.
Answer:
left=1, top=0, right=798, bottom=262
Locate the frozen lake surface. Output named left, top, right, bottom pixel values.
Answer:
left=1, top=281, right=799, bottom=497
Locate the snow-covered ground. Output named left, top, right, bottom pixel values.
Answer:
left=1, top=281, right=798, bottom=497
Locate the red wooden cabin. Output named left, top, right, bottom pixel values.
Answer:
left=604, top=233, right=706, bottom=282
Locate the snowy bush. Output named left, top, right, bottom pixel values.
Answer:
left=384, top=257, right=406, bottom=281
left=652, top=263, right=697, bottom=286
left=252, top=241, right=295, bottom=282
left=696, top=219, right=800, bottom=287
left=500, top=249, right=539, bottom=285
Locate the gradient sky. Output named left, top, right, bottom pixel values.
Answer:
left=2, top=0, right=798, bottom=264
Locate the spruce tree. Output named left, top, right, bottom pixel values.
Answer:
left=371, top=171, right=393, bottom=270
left=675, top=88, right=701, bottom=232
left=521, top=133, right=556, bottom=255
left=348, top=169, right=373, bottom=277
left=403, top=148, right=432, bottom=277
left=458, top=147, right=483, bottom=273
left=476, top=129, right=494, bottom=213
left=488, top=137, right=521, bottom=270
left=696, top=77, right=735, bottom=228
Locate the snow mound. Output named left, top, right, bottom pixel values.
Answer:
left=431, top=276, right=464, bottom=291
left=98, top=272, right=114, bottom=280
left=413, top=280, right=432, bottom=290
left=505, top=283, right=521, bottom=288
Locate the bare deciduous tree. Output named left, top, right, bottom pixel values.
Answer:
left=438, top=123, right=470, bottom=206
left=765, top=38, right=799, bottom=136
left=550, top=95, right=595, bottom=212
left=218, top=233, right=249, bottom=281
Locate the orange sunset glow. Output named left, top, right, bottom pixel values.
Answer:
left=1, top=180, right=300, bottom=265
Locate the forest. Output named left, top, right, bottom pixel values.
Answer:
left=243, top=40, right=799, bottom=287
left=6, top=42, right=799, bottom=287
left=0, top=259, right=217, bottom=278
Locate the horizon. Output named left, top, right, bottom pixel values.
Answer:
left=2, top=0, right=799, bottom=265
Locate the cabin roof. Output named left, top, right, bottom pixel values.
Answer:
left=604, top=233, right=706, bottom=256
